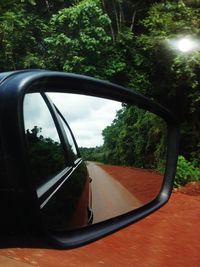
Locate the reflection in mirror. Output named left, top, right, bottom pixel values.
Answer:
left=23, top=93, right=167, bottom=231
left=23, top=93, right=66, bottom=186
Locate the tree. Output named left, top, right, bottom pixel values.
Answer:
left=43, top=0, right=126, bottom=79
left=26, top=126, right=66, bottom=184
left=0, top=5, right=46, bottom=70
left=135, top=1, right=200, bottom=163
left=102, top=105, right=167, bottom=170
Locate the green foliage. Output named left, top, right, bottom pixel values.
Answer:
left=26, top=126, right=65, bottom=184
left=0, top=7, right=46, bottom=70
left=174, top=155, right=200, bottom=187
left=80, top=105, right=167, bottom=175
left=102, top=105, right=167, bottom=170
left=43, top=0, right=127, bottom=79
left=79, top=146, right=105, bottom=162
left=135, top=1, right=200, bottom=164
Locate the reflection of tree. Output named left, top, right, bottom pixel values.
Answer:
left=26, top=126, right=65, bottom=185
left=80, top=106, right=167, bottom=173
left=101, top=106, right=167, bottom=171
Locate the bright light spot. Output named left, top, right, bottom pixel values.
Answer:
left=168, top=37, right=200, bottom=53
left=177, top=38, right=195, bottom=52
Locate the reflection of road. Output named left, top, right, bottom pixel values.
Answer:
left=86, top=162, right=143, bottom=224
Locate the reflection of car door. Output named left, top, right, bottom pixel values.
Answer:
left=52, top=104, right=93, bottom=229
left=23, top=92, right=90, bottom=231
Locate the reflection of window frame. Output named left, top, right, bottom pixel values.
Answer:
left=41, top=92, right=72, bottom=165
left=54, top=104, right=81, bottom=164
left=44, top=93, right=81, bottom=165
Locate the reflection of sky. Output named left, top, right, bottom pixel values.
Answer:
left=24, top=93, right=122, bottom=148
left=24, top=93, right=61, bottom=142
left=47, top=93, right=122, bottom=147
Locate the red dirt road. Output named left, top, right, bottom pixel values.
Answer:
left=87, top=162, right=142, bottom=223
left=0, top=165, right=200, bottom=267
left=98, top=164, right=163, bottom=204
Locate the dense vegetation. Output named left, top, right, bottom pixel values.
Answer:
left=1, top=0, right=200, bottom=186
left=26, top=126, right=66, bottom=185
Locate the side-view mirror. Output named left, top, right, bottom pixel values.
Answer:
left=0, top=70, right=179, bottom=248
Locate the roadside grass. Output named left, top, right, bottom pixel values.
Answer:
left=174, top=155, right=200, bottom=187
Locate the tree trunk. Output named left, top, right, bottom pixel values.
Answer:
left=101, top=0, right=115, bottom=42
left=112, top=0, right=120, bottom=34
left=130, top=9, right=136, bottom=31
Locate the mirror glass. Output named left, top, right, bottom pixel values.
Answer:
left=23, top=92, right=167, bottom=231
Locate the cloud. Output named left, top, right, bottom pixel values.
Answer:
left=24, top=93, right=62, bottom=142
left=48, top=93, right=122, bottom=147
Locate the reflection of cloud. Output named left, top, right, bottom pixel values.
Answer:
left=24, top=93, right=60, bottom=142
left=24, top=92, right=121, bottom=148
left=48, top=93, right=122, bottom=147
left=48, top=93, right=109, bottom=124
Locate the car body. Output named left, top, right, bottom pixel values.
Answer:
left=0, top=71, right=93, bottom=234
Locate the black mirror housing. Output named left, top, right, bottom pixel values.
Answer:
left=0, top=70, right=179, bottom=248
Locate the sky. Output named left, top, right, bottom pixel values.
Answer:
left=47, top=93, right=122, bottom=147
left=23, top=92, right=122, bottom=148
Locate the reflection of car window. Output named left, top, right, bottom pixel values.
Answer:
left=59, top=115, right=78, bottom=162
left=23, top=93, right=66, bottom=185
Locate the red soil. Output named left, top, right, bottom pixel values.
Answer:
left=0, top=165, right=200, bottom=267
left=175, top=181, right=200, bottom=196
